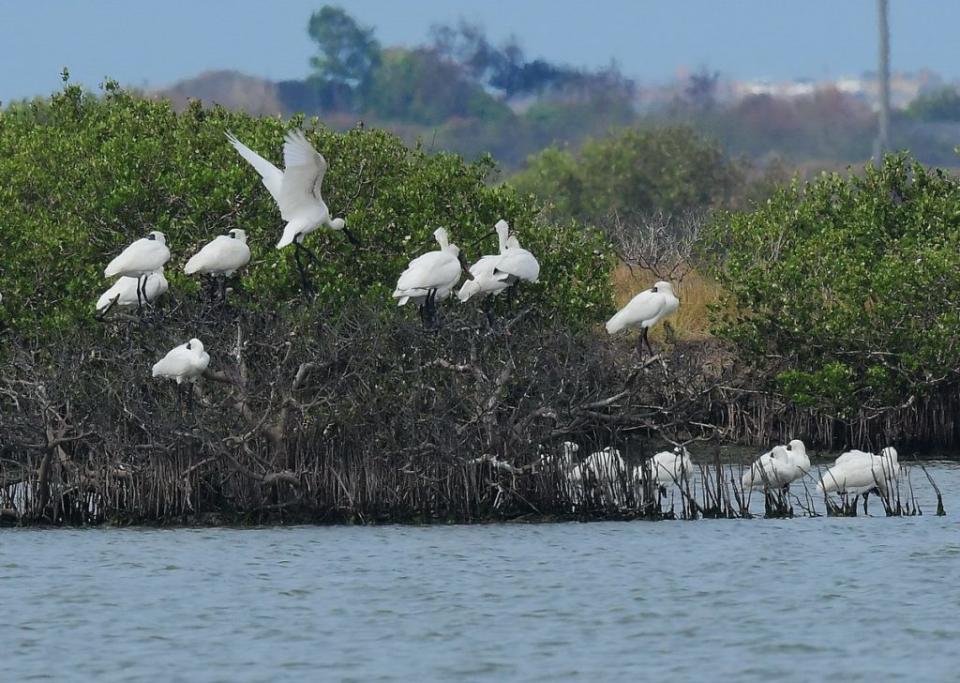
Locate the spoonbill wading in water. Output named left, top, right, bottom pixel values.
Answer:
left=184, top=229, right=252, bottom=303
left=225, top=129, right=355, bottom=295
left=152, top=338, right=211, bottom=409
left=393, top=228, right=471, bottom=329
left=742, top=439, right=810, bottom=514
left=103, top=231, right=171, bottom=311
left=605, top=281, right=679, bottom=358
left=817, top=446, right=900, bottom=515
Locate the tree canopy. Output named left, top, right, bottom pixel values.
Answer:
left=513, top=126, right=742, bottom=227
left=0, top=82, right=614, bottom=337
left=308, top=5, right=381, bottom=108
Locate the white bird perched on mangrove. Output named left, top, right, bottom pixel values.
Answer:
left=393, top=227, right=469, bottom=328
left=152, top=338, right=211, bottom=408
left=491, top=219, right=540, bottom=286
left=96, top=271, right=169, bottom=316
left=605, top=281, right=680, bottom=357
left=225, top=129, right=355, bottom=293
left=456, top=254, right=511, bottom=303
left=649, top=446, right=694, bottom=494
left=742, top=439, right=809, bottom=491
left=457, top=219, right=539, bottom=325
left=184, top=229, right=252, bottom=302
left=817, top=446, right=900, bottom=511
left=103, top=231, right=171, bottom=309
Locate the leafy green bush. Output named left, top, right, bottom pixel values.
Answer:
left=0, top=81, right=614, bottom=336
left=512, top=126, right=742, bottom=226
left=707, top=154, right=960, bottom=410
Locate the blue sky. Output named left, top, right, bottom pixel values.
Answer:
left=0, top=0, right=957, bottom=102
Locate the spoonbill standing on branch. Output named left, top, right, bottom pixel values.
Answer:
left=152, top=338, right=211, bottom=408
left=103, top=231, right=171, bottom=310
left=96, top=271, right=169, bottom=316
left=605, top=281, right=679, bottom=357
left=225, top=129, right=355, bottom=295
left=184, top=229, right=252, bottom=302
left=393, top=227, right=470, bottom=329
left=458, top=219, right=539, bottom=323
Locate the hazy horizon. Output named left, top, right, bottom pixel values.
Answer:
left=1, top=0, right=958, bottom=103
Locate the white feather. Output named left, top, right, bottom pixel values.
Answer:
left=225, top=132, right=283, bottom=203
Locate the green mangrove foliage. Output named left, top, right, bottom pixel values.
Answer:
left=512, top=126, right=742, bottom=227
left=0, top=82, right=614, bottom=335
left=708, top=155, right=960, bottom=414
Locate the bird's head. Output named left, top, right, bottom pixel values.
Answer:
left=228, top=229, right=247, bottom=243
left=331, top=217, right=346, bottom=231
left=786, top=439, right=806, bottom=457
left=147, top=231, right=166, bottom=244
left=654, top=280, right=674, bottom=294
left=880, top=446, right=898, bottom=462
left=186, top=338, right=204, bottom=353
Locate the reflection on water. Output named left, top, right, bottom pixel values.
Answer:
left=2, top=463, right=959, bottom=682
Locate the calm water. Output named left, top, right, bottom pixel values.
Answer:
left=3, top=464, right=960, bottom=682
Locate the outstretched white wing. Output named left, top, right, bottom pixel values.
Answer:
left=278, top=129, right=328, bottom=221
left=225, top=132, right=284, bottom=204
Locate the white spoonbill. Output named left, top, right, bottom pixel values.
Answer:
left=152, top=338, right=211, bottom=407
left=605, top=281, right=679, bottom=357
left=569, top=447, right=630, bottom=507
left=104, top=231, right=171, bottom=308
left=649, top=446, right=694, bottom=494
left=96, top=271, right=169, bottom=315
left=226, top=129, right=354, bottom=292
left=184, top=229, right=252, bottom=302
left=491, top=219, right=540, bottom=287
left=742, top=442, right=809, bottom=491
left=817, top=446, right=900, bottom=512
left=456, top=254, right=511, bottom=303
left=393, top=228, right=469, bottom=328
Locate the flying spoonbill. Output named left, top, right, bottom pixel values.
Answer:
left=226, top=129, right=355, bottom=294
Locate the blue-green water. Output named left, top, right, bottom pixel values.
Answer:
left=3, top=465, right=959, bottom=682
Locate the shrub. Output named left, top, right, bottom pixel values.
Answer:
left=706, top=154, right=960, bottom=411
